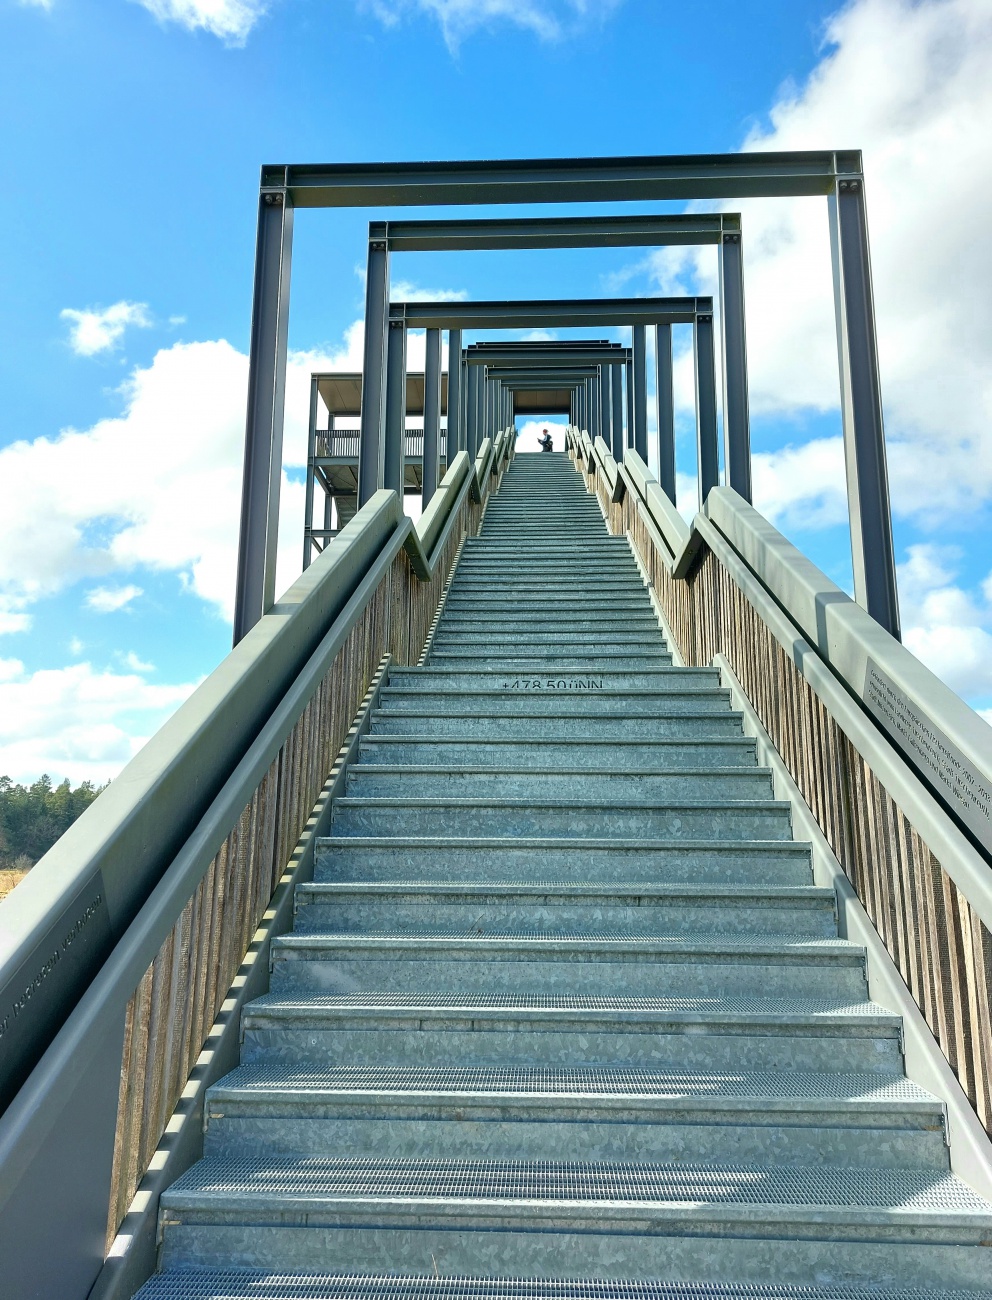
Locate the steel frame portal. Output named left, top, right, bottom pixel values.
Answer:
left=236, top=150, right=899, bottom=641
left=385, top=298, right=717, bottom=501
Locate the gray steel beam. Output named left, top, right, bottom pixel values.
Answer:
left=382, top=320, right=407, bottom=495
left=467, top=347, right=629, bottom=367
left=303, top=375, right=318, bottom=570
left=625, top=355, right=634, bottom=452
left=233, top=190, right=293, bottom=645
left=719, top=230, right=752, bottom=502
left=422, top=327, right=442, bottom=507
left=357, top=235, right=389, bottom=507
left=373, top=212, right=739, bottom=251
left=446, top=328, right=462, bottom=454
left=829, top=175, right=901, bottom=639
left=489, top=368, right=601, bottom=384
left=267, top=150, right=861, bottom=207
left=695, top=312, right=720, bottom=506
left=611, top=362, right=624, bottom=460
left=631, top=324, right=648, bottom=461
left=466, top=362, right=480, bottom=457
left=391, top=296, right=708, bottom=329
left=599, top=365, right=612, bottom=455
left=655, top=323, right=676, bottom=503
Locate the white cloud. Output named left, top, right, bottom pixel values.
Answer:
left=18, top=0, right=53, bottom=10
left=0, top=659, right=23, bottom=684
left=131, top=0, right=265, bottom=44
left=515, top=419, right=566, bottom=453
left=85, top=584, right=143, bottom=613
left=362, top=0, right=621, bottom=48
left=0, top=601, right=31, bottom=636
left=0, top=320, right=378, bottom=631
left=634, top=0, right=992, bottom=527
left=391, top=280, right=468, bottom=304
left=897, top=544, right=992, bottom=702
left=0, top=660, right=198, bottom=785
left=751, top=436, right=849, bottom=532
left=69, top=638, right=84, bottom=656
left=121, top=651, right=155, bottom=672
left=60, top=301, right=152, bottom=357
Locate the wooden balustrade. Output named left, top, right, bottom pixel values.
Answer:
left=574, top=443, right=992, bottom=1138
left=106, top=470, right=494, bottom=1243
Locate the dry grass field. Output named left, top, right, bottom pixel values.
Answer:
left=0, top=869, right=29, bottom=902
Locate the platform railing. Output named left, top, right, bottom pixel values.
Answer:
left=315, top=428, right=448, bottom=460
left=0, top=431, right=513, bottom=1300
left=567, top=425, right=992, bottom=1176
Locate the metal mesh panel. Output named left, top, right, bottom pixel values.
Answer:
left=136, top=1272, right=992, bottom=1300
left=216, top=1063, right=925, bottom=1102
left=250, top=993, right=886, bottom=1017
left=169, top=1155, right=988, bottom=1210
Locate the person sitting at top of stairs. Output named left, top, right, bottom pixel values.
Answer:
left=538, top=428, right=554, bottom=451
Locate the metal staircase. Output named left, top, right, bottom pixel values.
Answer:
left=136, top=453, right=992, bottom=1298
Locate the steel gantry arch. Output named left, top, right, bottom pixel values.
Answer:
left=236, top=149, right=897, bottom=644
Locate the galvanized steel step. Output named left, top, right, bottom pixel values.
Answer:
left=240, top=991, right=906, bottom=1073
left=292, top=881, right=837, bottom=937
left=314, top=837, right=814, bottom=886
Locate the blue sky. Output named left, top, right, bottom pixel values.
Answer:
left=1, top=0, right=990, bottom=782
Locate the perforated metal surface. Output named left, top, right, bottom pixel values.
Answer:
left=281, top=930, right=850, bottom=949
left=167, top=1155, right=989, bottom=1210
left=216, top=1064, right=927, bottom=1102
left=135, top=1273, right=992, bottom=1300
left=249, top=992, right=888, bottom=1017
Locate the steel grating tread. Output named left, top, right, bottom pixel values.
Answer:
left=316, top=837, right=809, bottom=851
left=298, top=883, right=830, bottom=899
left=245, top=992, right=890, bottom=1017
left=274, top=930, right=856, bottom=950
left=346, top=765, right=772, bottom=777
left=163, top=1155, right=990, bottom=1212
left=133, top=1277, right=992, bottom=1300
left=332, top=798, right=790, bottom=810
left=211, top=1064, right=932, bottom=1103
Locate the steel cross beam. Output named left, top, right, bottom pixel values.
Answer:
left=387, top=292, right=712, bottom=480
left=238, top=148, right=898, bottom=641
left=389, top=296, right=708, bottom=329
left=467, top=347, right=631, bottom=367
left=359, top=212, right=750, bottom=502
left=261, top=150, right=861, bottom=205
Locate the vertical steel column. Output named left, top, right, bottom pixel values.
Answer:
left=829, top=175, right=901, bottom=638
left=357, top=234, right=389, bottom=508
left=466, top=362, right=480, bottom=457
left=383, top=320, right=407, bottom=495
left=590, top=374, right=600, bottom=441
left=461, top=353, right=470, bottom=452
left=323, top=479, right=333, bottom=540
left=303, top=374, right=318, bottom=570
left=695, top=313, right=719, bottom=506
left=719, top=232, right=752, bottom=502
left=233, top=188, right=293, bottom=644
left=611, top=362, right=624, bottom=459
left=632, top=324, right=648, bottom=461
left=599, top=366, right=611, bottom=451
left=625, top=355, right=634, bottom=452
left=446, top=329, right=462, bottom=459
left=654, top=323, right=676, bottom=503
left=422, top=327, right=442, bottom=507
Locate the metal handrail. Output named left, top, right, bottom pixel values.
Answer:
left=0, top=432, right=513, bottom=1297
left=568, top=423, right=992, bottom=1182
left=315, top=428, right=448, bottom=458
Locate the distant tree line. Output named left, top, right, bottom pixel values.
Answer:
left=0, top=775, right=106, bottom=873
